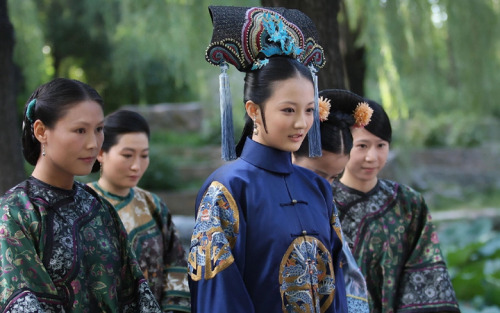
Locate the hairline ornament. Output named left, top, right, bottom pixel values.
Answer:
left=353, top=102, right=373, bottom=128
left=26, top=99, right=37, bottom=123
left=318, top=96, right=331, bottom=122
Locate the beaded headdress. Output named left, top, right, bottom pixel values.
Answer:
left=205, top=6, right=326, bottom=160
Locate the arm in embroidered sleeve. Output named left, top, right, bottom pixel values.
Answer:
left=187, top=181, right=255, bottom=313
left=0, top=196, right=56, bottom=311
left=155, top=196, right=191, bottom=312
left=397, top=190, right=460, bottom=312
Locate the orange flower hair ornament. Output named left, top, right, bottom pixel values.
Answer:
left=353, top=102, right=373, bottom=127
left=318, top=96, right=331, bottom=122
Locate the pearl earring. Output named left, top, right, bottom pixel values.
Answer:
left=253, top=116, right=258, bottom=136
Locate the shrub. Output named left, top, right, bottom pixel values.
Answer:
left=138, top=146, right=181, bottom=191
left=438, top=218, right=500, bottom=310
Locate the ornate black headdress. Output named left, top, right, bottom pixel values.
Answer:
left=205, top=6, right=326, bottom=161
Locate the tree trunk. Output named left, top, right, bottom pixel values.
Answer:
left=261, top=0, right=346, bottom=90
left=0, top=0, right=26, bottom=193
left=338, top=1, right=366, bottom=96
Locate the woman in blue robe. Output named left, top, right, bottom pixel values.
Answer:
left=188, top=6, right=347, bottom=313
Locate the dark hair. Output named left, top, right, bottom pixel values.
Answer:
left=22, top=78, right=104, bottom=166
left=235, top=57, right=314, bottom=156
left=294, top=89, right=364, bottom=158
left=365, top=99, right=392, bottom=143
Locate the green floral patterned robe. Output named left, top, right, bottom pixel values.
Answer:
left=332, top=179, right=460, bottom=313
left=0, top=177, right=161, bottom=312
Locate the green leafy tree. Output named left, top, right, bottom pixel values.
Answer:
left=10, top=0, right=258, bottom=112
left=8, top=0, right=50, bottom=109
left=342, top=0, right=500, bottom=147
left=8, top=0, right=500, bottom=150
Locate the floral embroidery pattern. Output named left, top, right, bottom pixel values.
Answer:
left=333, top=179, right=459, bottom=312
left=0, top=177, right=161, bottom=312
left=89, top=184, right=190, bottom=311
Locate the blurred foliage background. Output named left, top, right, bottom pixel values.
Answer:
left=8, top=0, right=500, bottom=149
left=438, top=218, right=500, bottom=312
left=6, top=0, right=500, bottom=311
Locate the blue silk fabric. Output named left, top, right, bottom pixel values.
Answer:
left=188, top=138, right=348, bottom=313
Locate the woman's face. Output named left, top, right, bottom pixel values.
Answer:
left=342, top=127, right=389, bottom=189
left=252, top=75, right=315, bottom=152
left=98, top=132, right=150, bottom=196
left=39, top=100, right=104, bottom=187
left=294, top=150, right=350, bottom=184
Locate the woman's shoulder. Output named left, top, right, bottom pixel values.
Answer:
left=0, top=180, right=32, bottom=209
left=202, top=160, right=252, bottom=187
left=1, top=179, right=27, bottom=196
left=77, top=182, right=119, bottom=212
left=380, top=179, right=423, bottom=198
left=132, top=186, right=152, bottom=197
left=0, top=178, right=57, bottom=205
left=132, top=186, right=163, bottom=204
left=0, top=180, right=47, bottom=223
left=294, top=165, right=332, bottom=189
left=86, top=181, right=100, bottom=194
left=293, top=163, right=316, bottom=177
left=197, top=158, right=283, bottom=203
left=379, top=179, right=427, bottom=210
left=78, top=181, right=103, bottom=199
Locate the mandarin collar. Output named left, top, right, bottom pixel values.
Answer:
left=337, top=179, right=381, bottom=197
left=90, top=182, right=134, bottom=201
left=29, top=176, right=77, bottom=195
left=239, top=137, right=293, bottom=174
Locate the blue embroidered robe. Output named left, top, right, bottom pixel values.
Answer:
left=188, top=138, right=348, bottom=313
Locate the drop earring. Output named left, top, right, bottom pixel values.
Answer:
left=253, top=116, right=259, bottom=136
left=42, top=144, right=46, bottom=157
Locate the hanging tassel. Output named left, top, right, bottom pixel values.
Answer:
left=219, top=62, right=237, bottom=161
left=308, top=66, right=322, bottom=157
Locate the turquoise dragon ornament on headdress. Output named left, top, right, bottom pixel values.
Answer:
left=206, top=7, right=324, bottom=72
left=251, top=12, right=304, bottom=70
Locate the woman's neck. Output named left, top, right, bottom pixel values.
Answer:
left=97, top=178, right=131, bottom=197
left=31, top=166, right=74, bottom=190
left=340, top=173, right=378, bottom=193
